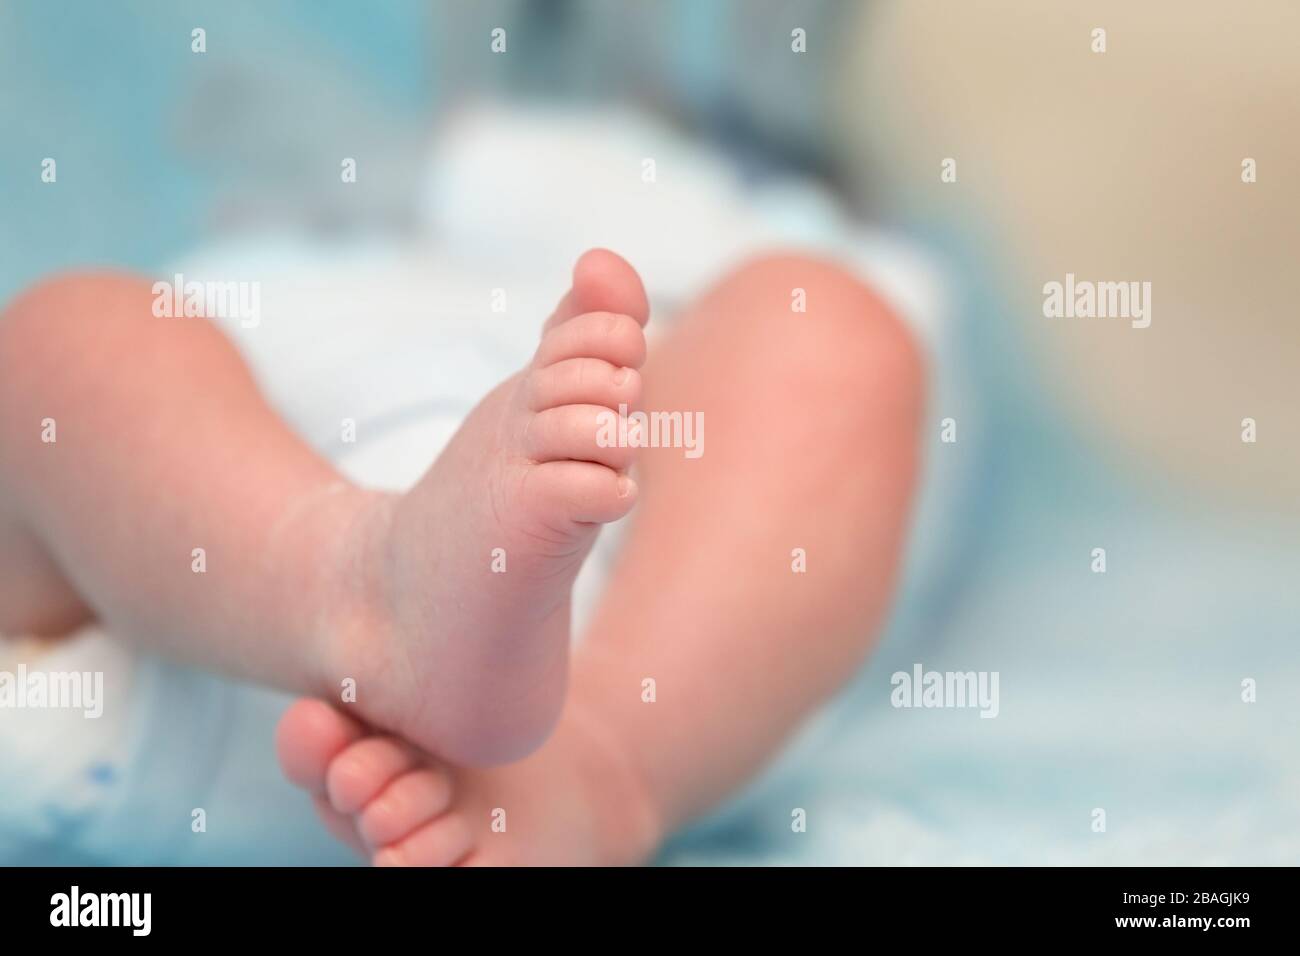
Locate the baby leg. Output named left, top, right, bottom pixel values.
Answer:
left=570, top=252, right=926, bottom=832
left=0, top=271, right=359, bottom=684
left=0, top=252, right=650, bottom=765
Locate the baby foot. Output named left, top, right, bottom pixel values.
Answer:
left=329, top=250, right=649, bottom=765
left=276, top=698, right=661, bottom=866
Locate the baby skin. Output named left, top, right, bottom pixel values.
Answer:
left=0, top=249, right=924, bottom=865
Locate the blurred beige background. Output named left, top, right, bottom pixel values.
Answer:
left=839, top=0, right=1299, bottom=510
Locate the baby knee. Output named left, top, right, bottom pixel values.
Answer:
left=721, top=252, right=927, bottom=419
left=1, top=271, right=149, bottom=370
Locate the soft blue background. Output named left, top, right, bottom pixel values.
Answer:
left=1, top=1, right=435, bottom=300
left=0, top=0, right=837, bottom=301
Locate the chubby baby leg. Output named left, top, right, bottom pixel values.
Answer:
left=0, top=250, right=650, bottom=768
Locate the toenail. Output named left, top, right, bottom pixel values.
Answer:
left=617, top=475, right=634, bottom=498
left=613, top=366, right=630, bottom=386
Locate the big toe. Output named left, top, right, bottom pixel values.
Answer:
left=545, top=249, right=649, bottom=332
left=276, top=699, right=366, bottom=792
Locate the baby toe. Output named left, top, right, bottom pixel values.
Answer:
left=372, top=813, right=475, bottom=868
left=527, top=357, right=640, bottom=413
left=276, top=699, right=366, bottom=793
left=357, top=767, right=455, bottom=849
left=542, top=249, right=649, bottom=334
left=521, top=459, right=636, bottom=526
left=534, top=311, right=645, bottom=370
left=525, top=404, right=639, bottom=471
left=326, top=735, right=419, bottom=815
